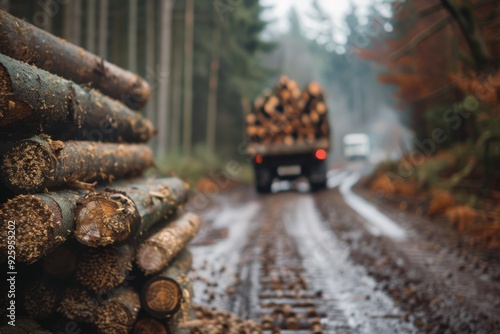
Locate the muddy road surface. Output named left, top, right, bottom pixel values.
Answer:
left=188, top=164, right=500, bottom=334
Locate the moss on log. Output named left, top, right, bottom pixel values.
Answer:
left=0, top=54, right=155, bottom=142
left=0, top=136, right=154, bottom=193
left=136, top=213, right=200, bottom=275
left=0, top=11, right=151, bottom=109
left=0, top=189, right=86, bottom=263
left=74, top=178, right=189, bottom=247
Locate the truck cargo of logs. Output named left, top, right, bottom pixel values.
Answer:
left=74, top=177, right=189, bottom=247
left=0, top=54, right=155, bottom=143
left=0, top=10, right=151, bottom=109
left=246, top=76, right=330, bottom=146
left=0, top=136, right=154, bottom=193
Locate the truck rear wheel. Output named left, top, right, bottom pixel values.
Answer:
left=255, top=167, right=272, bottom=194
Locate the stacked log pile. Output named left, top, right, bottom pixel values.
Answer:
left=246, top=76, right=330, bottom=146
left=0, top=11, right=200, bottom=334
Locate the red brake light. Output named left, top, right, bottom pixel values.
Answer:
left=255, top=155, right=263, bottom=164
left=315, top=149, right=327, bottom=160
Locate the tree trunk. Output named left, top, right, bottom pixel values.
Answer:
left=145, top=0, right=156, bottom=135
left=170, top=17, right=184, bottom=154
left=136, top=212, right=200, bottom=275
left=0, top=189, right=87, bottom=263
left=94, top=287, right=141, bottom=334
left=0, top=136, right=154, bottom=193
left=76, top=245, right=134, bottom=294
left=74, top=177, right=189, bottom=247
left=440, top=0, right=495, bottom=72
left=206, top=25, right=221, bottom=153
left=86, top=0, right=96, bottom=53
left=0, top=10, right=151, bottom=109
left=98, top=0, right=109, bottom=59
left=141, top=249, right=192, bottom=318
left=128, top=0, right=138, bottom=73
left=157, top=0, right=173, bottom=159
left=0, top=54, right=155, bottom=142
left=71, top=0, right=82, bottom=46
left=182, top=0, right=194, bottom=156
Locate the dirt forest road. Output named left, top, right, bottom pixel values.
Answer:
left=188, top=163, right=500, bottom=334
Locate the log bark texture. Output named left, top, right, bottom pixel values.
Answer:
left=0, top=54, right=155, bottom=142
left=74, top=177, right=189, bottom=247
left=94, top=287, right=141, bottom=334
left=0, top=136, right=154, bottom=193
left=0, top=318, right=51, bottom=333
left=136, top=212, right=200, bottom=275
left=0, top=189, right=86, bottom=263
left=0, top=10, right=151, bottom=109
left=141, top=249, right=192, bottom=318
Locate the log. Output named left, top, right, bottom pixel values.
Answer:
left=136, top=213, right=200, bottom=275
left=0, top=11, right=151, bottom=109
left=94, top=287, right=141, bottom=334
left=0, top=54, right=155, bottom=142
left=74, top=177, right=189, bottom=247
left=0, top=136, right=154, bottom=193
left=133, top=318, right=171, bottom=334
left=43, top=244, right=79, bottom=279
left=76, top=245, right=134, bottom=294
left=0, top=189, right=87, bottom=263
left=141, top=249, right=192, bottom=318
left=23, top=281, right=58, bottom=320
left=0, top=318, right=51, bottom=333
left=58, top=288, right=99, bottom=323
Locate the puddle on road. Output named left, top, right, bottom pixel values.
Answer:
left=285, top=195, right=416, bottom=333
left=336, top=171, right=407, bottom=241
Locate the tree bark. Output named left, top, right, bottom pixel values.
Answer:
left=76, top=245, right=134, bottom=294
left=0, top=54, right=155, bottom=142
left=136, top=212, right=200, bottom=275
left=71, top=0, right=82, bottom=46
left=170, top=15, right=183, bottom=154
left=157, top=0, right=174, bottom=159
left=0, top=10, right=151, bottom=109
left=0, top=189, right=87, bottom=263
left=94, top=287, right=141, bottom=334
left=0, top=136, right=154, bottom=193
left=74, top=177, right=189, bottom=247
left=182, top=0, right=194, bottom=156
left=145, top=0, right=156, bottom=136
left=141, top=249, right=192, bottom=318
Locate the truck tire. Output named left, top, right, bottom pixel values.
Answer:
left=255, top=167, right=272, bottom=194
left=310, top=180, right=327, bottom=192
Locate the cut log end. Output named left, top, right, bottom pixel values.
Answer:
left=144, top=278, right=182, bottom=315
left=136, top=242, right=167, bottom=274
left=1, top=139, right=54, bottom=193
left=95, top=288, right=140, bottom=334
left=23, top=282, right=58, bottom=319
left=76, top=245, right=133, bottom=294
left=58, top=288, right=98, bottom=323
left=0, top=195, right=57, bottom=263
left=133, top=318, right=170, bottom=334
left=75, top=192, right=139, bottom=247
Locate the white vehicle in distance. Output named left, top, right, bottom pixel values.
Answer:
left=343, top=133, right=370, bottom=160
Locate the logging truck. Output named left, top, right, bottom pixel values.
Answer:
left=246, top=78, right=330, bottom=193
